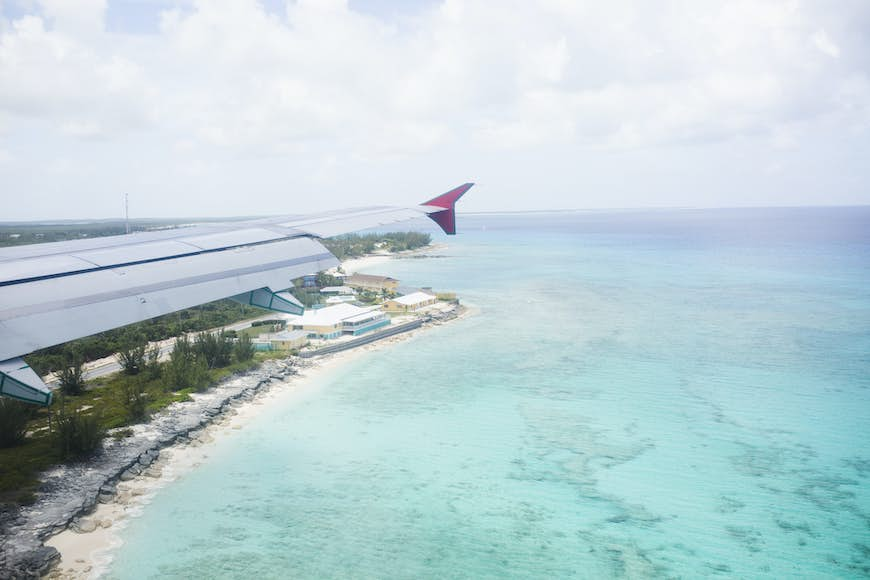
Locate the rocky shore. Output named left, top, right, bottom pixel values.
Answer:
left=0, top=358, right=304, bottom=578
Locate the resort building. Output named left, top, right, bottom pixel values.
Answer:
left=325, top=295, right=356, bottom=304
left=345, top=273, right=400, bottom=293
left=383, top=291, right=437, bottom=313
left=251, top=329, right=309, bottom=351
left=286, top=303, right=390, bottom=339
left=320, top=286, right=356, bottom=295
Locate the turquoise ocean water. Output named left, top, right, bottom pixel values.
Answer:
left=106, top=208, right=870, bottom=578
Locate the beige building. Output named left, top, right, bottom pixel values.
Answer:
left=383, top=291, right=437, bottom=313
left=345, top=273, right=399, bottom=293
left=252, top=330, right=308, bottom=352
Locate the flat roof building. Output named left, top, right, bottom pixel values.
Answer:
left=286, top=303, right=389, bottom=339
left=383, top=291, right=437, bottom=313
left=320, top=286, right=356, bottom=295
left=345, top=273, right=400, bottom=292
left=325, top=295, right=356, bottom=304
left=252, top=329, right=309, bottom=351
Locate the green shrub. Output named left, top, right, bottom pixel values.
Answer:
left=195, top=330, right=232, bottom=369
left=58, top=362, right=85, bottom=396
left=234, top=334, right=255, bottom=362
left=118, top=342, right=147, bottom=375
left=144, top=344, right=162, bottom=379
left=53, top=408, right=105, bottom=458
left=119, top=377, right=148, bottom=421
left=0, top=399, right=35, bottom=448
left=165, top=336, right=210, bottom=391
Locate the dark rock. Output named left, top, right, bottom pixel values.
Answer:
left=1, top=545, right=60, bottom=578
left=137, top=449, right=158, bottom=467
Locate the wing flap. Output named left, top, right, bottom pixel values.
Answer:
left=0, top=358, right=51, bottom=406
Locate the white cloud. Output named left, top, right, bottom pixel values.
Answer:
left=0, top=13, right=154, bottom=137
left=811, top=28, right=840, bottom=58
left=0, top=0, right=869, bottom=218
left=39, top=0, right=106, bottom=38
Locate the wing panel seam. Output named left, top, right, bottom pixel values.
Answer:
left=1, top=252, right=337, bottom=320
left=0, top=234, right=307, bottom=288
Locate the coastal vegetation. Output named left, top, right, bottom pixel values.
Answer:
left=52, top=405, right=105, bottom=459
left=321, top=231, right=431, bottom=260
left=0, top=219, right=208, bottom=247
left=24, top=299, right=267, bottom=377
left=57, top=362, right=86, bottom=396
left=0, top=337, right=284, bottom=508
left=0, top=400, right=34, bottom=448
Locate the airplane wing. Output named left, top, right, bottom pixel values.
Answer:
left=0, top=183, right=472, bottom=405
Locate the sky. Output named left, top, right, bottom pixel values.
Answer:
left=0, top=0, right=869, bottom=220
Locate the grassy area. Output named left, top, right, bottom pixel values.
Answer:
left=0, top=352, right=282, bottom=509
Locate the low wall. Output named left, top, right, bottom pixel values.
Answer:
left=299, top=318, right=426, bottom=358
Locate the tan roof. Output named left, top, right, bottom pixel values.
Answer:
left=391, top=292, right=435, bottom=306
left=347, top=273, right=398, bottom=283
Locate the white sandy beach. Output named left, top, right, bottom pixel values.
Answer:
left=44, top=246, right=467, bottom=579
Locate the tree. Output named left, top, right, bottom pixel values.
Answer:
left=234, top=334, right=255, bottom=362
left=53, top=402, right=104, bottom=458
left=118, top=341, right=147, bottom=376
left=165, top=335, right=209, bottom=391
left=194, top=331, right=232, bottom=369
left=0, top=399, right=35, bottom=448
left=58, top=361, right=85, bottom=396
left=315, top=271, right=343, bottom=288
left=144, top=344, right=162, bottom=379
left=119, top=376, right=148, bottom=421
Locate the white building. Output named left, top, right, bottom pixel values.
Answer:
left=383, top=291, right=437, bottom=313
left=320, top=286, right=356, bottom=295
left=285, top=303, right=389, bottom=339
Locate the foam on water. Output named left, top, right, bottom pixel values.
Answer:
left=105, top=209, right=870, bottom=578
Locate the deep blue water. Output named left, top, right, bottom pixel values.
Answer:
left=106, top=207, right=870, bottom=578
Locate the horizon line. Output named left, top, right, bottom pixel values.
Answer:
left=2, top=203, right=870, bottom=226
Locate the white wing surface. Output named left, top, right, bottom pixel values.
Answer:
left=0, top=183, right=472, bottom=404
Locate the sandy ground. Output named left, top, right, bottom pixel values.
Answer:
left=44, top=292, right=470, bottom=578
left=338, top=242, right=448, bottom=275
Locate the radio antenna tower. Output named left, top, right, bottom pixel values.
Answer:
left=125, top=193, right=130, bottom=234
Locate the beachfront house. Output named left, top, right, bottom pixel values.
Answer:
left=345, top=273, right=400, bottom=293
left=320, top=286, right=356, bottom=295
left=286, top=303, right=390, bottom=339
left=383, top=291, right=437, bottom=313
left=325, top=295, right=356, bottom=304
left=251, top=329, right=309, bottom=352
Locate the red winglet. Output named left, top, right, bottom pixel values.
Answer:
left=422, top=182, right=473, bottom=235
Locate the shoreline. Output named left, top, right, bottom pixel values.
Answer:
left=46, top=306, right=470, bottom=578
left=44, top=353, right=359, bottom=579
left=5, top=243, right=466, bottom=578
